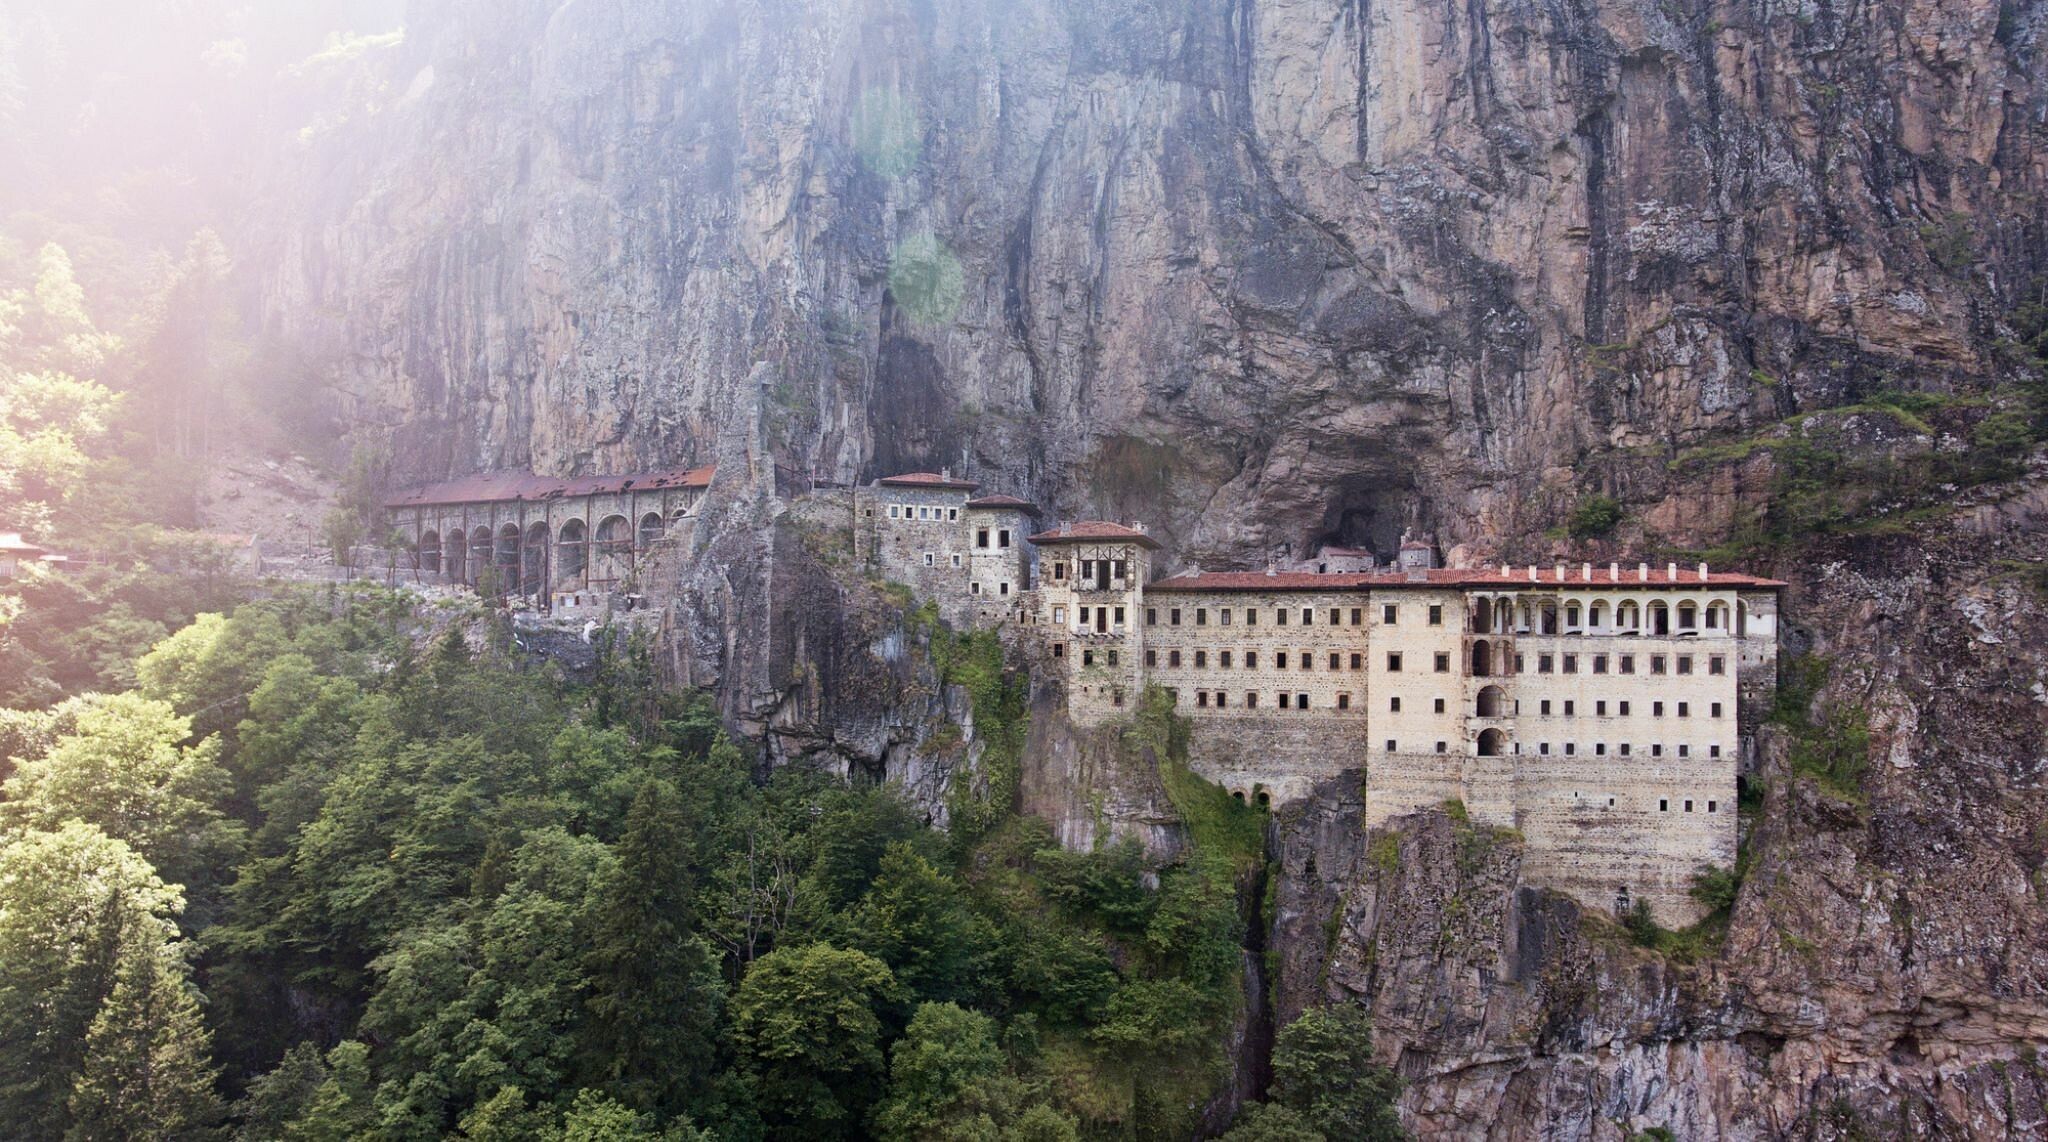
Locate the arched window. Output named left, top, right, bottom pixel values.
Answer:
left=596, top=514, right=633, bottom=555
left=1541, top=603, right=1559, bottom=635
left=1589, top=601, right=1607, bottom=629
left=1618, top=601, right=1639, bottom=632
left=1706, top=602, right=1728, bottom=631
left=1477, top=685, right=1506, bottom=717
left=496, top=524, right=523, bottom=594
left=1473, top=597, right=1494, bottom=634
left=417, top=530, right=441, bottom=574
left=1648, top=601, right=1670, bottom=636
left=445, top=530, right=467, bottom=581
left=639, top=512, right=666, bottom=548
left=470, top=527, right=494, bottom=585
left=1471, top=639, right=1493, bottom=677
left=1678, top=601, right=1698, bottom=631
left=1477, top=728, right=1507, bottom=757
left=1495, top=598, right=1514, bottom=632
left=670, top=509, right=689, bottom=528
left=1566, top=603, right=1582, bottom=631
left=523, top=523, right=550, bottom=595
left=556, top=519, right=588, bottom=584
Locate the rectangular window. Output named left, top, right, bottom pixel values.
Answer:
left=1169, top=650, right=1182, bottom=668
left=1144, top=650, right=1158, bottom=668
left=1082, top=649, right=1095, bottom=666
left=1220, top=651, right=1233, bottom=669
left=1198, top=691, right=1210, bottom=708
left=1382, top=604, right=1398, bottom=624
left=1540, top=742, right=1551, bottom=756
left=1678, top=745, right=1690, bottom=758
left=1106, top=650, right=1118, bottom=666
left=1564, top=700, right=1575, bottom=716
left=1619, top=700, right=1631, bottom=716
left=1620, top=655, right=1635, bottom=675
left=1619, top=743, right=1630, bottom=756
left=1563, top=654, right=1578, bottom=674
left=948, top=508, right=959, bottom=521
left=1539, top=654, right=1554, bottom=674
left=1299, top=653, right=1312, bottom=672
left=1429, top=604, right=1443, bottom=626
left=1112, top=560, right=1126, bottom=580
left=1301, top=608, right=1313, bottom=625
left=1053, top=643, right=1065, bottom=659
left=1329, top=652, right=1341, bottom=670
left=1710, top=745, right=1722, bottom=758
left=1214, top=692, right=1227, bottom=709
left=1337, top=693, right=1350, bottom=710
left=1654, top=701, right=1665, bottom=717
left=1246, top=609, right=1258, bottom=626
left=1711, top=702, right=1723, bottom=718
left=1386, top=739, right=1397, bottom=752
left=1710, top=655, right=1725, bottom=676
left=923, top=552, right=936, bottom=567
left=1279, top=693, right=1290, bottom=709
left=1350, top=652, right=1362, bottom=670
left=1708, top=800, right=1718, bottom=813
left=1596, top=700, right=1607, bottom=716
left=971, top=582, right=982, bottom=595
left=1276, top=652, right=1289, bottom=669
left=1435, top=741, right=1448, bottom=754
left=1386, top=652, right=1402, bottom=672
left=1684, top=799, right=1693, bottom=812
left=1433, top=698, right=1445, bottom=714
left=1678, top=702, right=1690, bottom=717
left=1246, top=692, right=1259, bottom=709
left=1053, top=562, right=1067, bottom=581
left=1350, top=608, right=1363, bottom=625
left=1565, top=743, right=1576, bottom=756
left=1195, top=651, right=1208, bottom=668
left=998, top=529, right=1011, bottom=548
left=1114, top=606, right=1125, bottom=626
left=1276, top=609, right=1287, bottom=626
left=1390, top=696, right=1401, bottom=712
left=1326, top=608, right=1338, bottom=626
left=1677, top=655, right=1694, bottom=676
left=1196, top=608, right=1208, bottom=626
left=1652, top=744, right=1664, bottom=757
left=1220, top=609, right=1232, bottom=626
left=1112, top=686, right=1124, bottom=706
left=1659, top=798, right=1669, bottom=812
left=889, top=505, right=901, bottom=519
left=1596, top=743, right=1607, bottom=756
left=1000, top=583, right=1011, bottom=596
left=1593, top=654, right=1608, bottom=674
left=951, top=553, right=962, bottom=568
left=1651, top=655, right=1667, bottom=675
left=1295, top=693, right=1307, bottom=710
left=1434, top=652, right=1450, bottom=673
left=1147, top=608, right=1158, bottom=625
left=976, top=528, right=991, bottom=548
left=1515, top=654, right=1526, bottom=673
left=1541, top=700, right=1552, bottom=715
left=1246, top=652, right=1258, bottom=669
left=1171, top=608, right=1182, bottom=626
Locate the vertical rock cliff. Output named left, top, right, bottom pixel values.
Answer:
left=260, top=0, right=2048, bottom=1133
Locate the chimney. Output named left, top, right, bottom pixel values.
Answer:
left=1699, top=561, right=1709, bottom=580
left=1638, top=562, right=1649, bottom=582
left=1667, top=562, right=1678, bottom=581
left=941, top=467, right=951, bottom=479
left=1582, top=562, right=1592, bottom=581
left=1609, top=561, right=1618, bottom=579
left=1528, top=565, right=1538, bottom=583
left=1555, top=562, right=1566, bottom=581
left=1133, top=521, right=1145, bottom=533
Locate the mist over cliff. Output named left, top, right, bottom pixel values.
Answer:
left=249, top=0, right=2048, bottom=1136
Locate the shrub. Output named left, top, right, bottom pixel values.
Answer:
left=1568, top=495, right=1624, bottom=539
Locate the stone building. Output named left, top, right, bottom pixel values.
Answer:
left=382, top=465, right=714, bottom=611
left=853, top=472, right=1037, bottom=627
left=1029, top=523, right=1783, bottom=923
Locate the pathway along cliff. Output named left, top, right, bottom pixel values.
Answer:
left=258, top=0, right=2048, bottom=1136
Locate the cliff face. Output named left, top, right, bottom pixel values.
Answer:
left=264, top=0, right=2048, bottom=1134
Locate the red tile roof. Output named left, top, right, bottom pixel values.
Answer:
left=384, top=465, right=715, bottom=508
left=1028, top=521, right=1162, bottom=548
left=1150, top=566, right=1784, bottom=592
left=878, top=472, right=980, bottom=491
left=966, top=494, right=1039, bottom=513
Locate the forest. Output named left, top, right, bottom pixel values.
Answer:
left=0, top=586, right=1401, bottom=1141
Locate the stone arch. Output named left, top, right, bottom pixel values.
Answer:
left=1477, top=728, right=1507, bottom=757
left=595, top=514, right=633, bottom=555
left=470, top=527, right=494, bottom=586
left=1705, top=601, right=1728, bottom=631
left=1648, top=600, right=1671, bottom=636
left=1477, top=684, right=1506, bottom=717
left=1589, top=600, right=1608, bottom=629
left=1540, top=601, right=1559, bottom=634
left=1565, top=601, right=1582, bottom=630
left=556, top=518, right=588, bottom=586
left=1494, top=598, right=1514, bottom=632
left=523, top=522, right=550, bottom=596
left=1617, top=600, right=1640, bottom=632
left=495, top=523, right=523, bottom=594
left=444, top=529, right=466, bottom=581
left=639, top=512, right=666, bottom=548
left=417, top=530, right=441, bottom=575
left=1677, top=599, right=1699, bottom=631
left=1471, top=639, right=1494, bottom=677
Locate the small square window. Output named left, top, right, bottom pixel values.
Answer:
left=1350, top=653, right=1363, bottom=670
left=1593, top=654, right=1608, bottom=674
left=923, top=552, right=936, bottom=567
left=1195, top=651, right=1208, bottom=668
left=1387, top=652, right=1403, bottom=672
left=1710, top=655, right=1725, bottom=676
left=971, top=582, right=982, bottom=595
left=1678, top=655, right=1694, bottom=675
left=1278, top=693, right=1290, bottom=709
left=1220, top=609, right=1232, bottom=625
left=1429, top=604, right=1443, bottom=625
left=1385, top=739, right=1397, bottom=752
left=1684, top=799, right=1694, bottom=812
left=1246, top=652, right=1258, bottom=668
left=1276, top=609, right=1288, bottom=626
left=1652, top=744, right=1664, bottom=757
left=976, top=528, right=991, bottom=548
left=1711, top=702, right=1723, bottom=718
left=1145, top=649, right=1157, bottom=667
left=1596, top=743, right=1607, bottom=756
left=1563, top=654, right=1578, bottom=674
left=1619, top=700, right=1631, bottom=716
left=1659, top=798, right=1669, bottom=812
left=1540, top=742, right=1551, bottom=756
left=1433, top=697, right=1446, bottom=714
left=1082, top=649, right=1095, bottom=666
left=1619, top=743, right=1631, bottom=757
left=1220, top=651, right=1233, bottom=668
left=1710, top=745, right=1722, bottom=758
left=1198, top=691, right=1210, bottom=708
left=1435, top=741, right=1447, bottom=754
left=1678, top=744, right=1689, bottom=758
left=1707, top=800, right=1718, bottom=813
left=1539, top=654, right=1554, bottom=674
left=947, top=508, right=959, bottom=521
left=1564, top=700, right=1576, bottom=716
left=1337, top=693, right=1351, bottom=710
left=1382, top=604, right=1397, bottom=624
left=1620, top=655, right=1635, bottom=674
left=1434, top=652, right=1450, bottom=673
left=951, top=553, right=962, bottom=568
left=1564, top=743, right=1576, bottom=756
left=1295, top=692, right=1308, bottom=710
left=1678, top=702, right=1689, bottom=718
left=1390, top=696, right=1401, bottom=712
left=1053, top=606, right=1067, bottom=623
left=1651, top=655, right=1667, bottom=675
left=888, top=505, right=901, bottom=519
left=1246, top=692, right=1259, bottom=709
left=1169, top=650, right=1182, bottom=668
left=1541, top=700, right=1553, bottom=716
left=1654, top=701, right=1665, bottom=717
left=1052, top=643, right=1065, bottom=659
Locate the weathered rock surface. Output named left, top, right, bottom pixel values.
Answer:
left=259, top=0, right=2048, bottom=1134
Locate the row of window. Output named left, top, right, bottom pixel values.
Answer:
left=1570, top=793, right=1723, bottom=814
left=1519, top=698, right=1725, bottom=719
left=1382, top=739, right=1728, bottom=760
left=1180, top=689, right=1342, bottom=711
left=1148, top=648, right=1368, bottom=671
left=887, top=503, right=960, bottom=521
left=1521, top=651, right=1725, bottom=676
left=1145, top=603, right=1448, bottom=628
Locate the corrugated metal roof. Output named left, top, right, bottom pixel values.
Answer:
left=384, top=465, right=715, bottom=508
left=1028, top=521, right=1162, bottom=548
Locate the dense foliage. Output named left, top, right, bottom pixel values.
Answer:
left=0, top=588, right=1335, bottom=1140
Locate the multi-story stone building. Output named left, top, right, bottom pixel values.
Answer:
left=853, top=471, right=1037, bottom=627
left=1027, top=520, right=1783, bottom=923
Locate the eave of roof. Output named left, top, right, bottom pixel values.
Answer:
left=1149, top=567, right=1786, bottom=592
left=878, top=472, right=981, bottom=491
left=384, top=464, right=715, bottom=508
left=965, top=495, right=1040, bottom=514
left=1027, top=522, right=1162, bottom=548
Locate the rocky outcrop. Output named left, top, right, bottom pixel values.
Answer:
left=259, top=0, right=2048, bottom=1133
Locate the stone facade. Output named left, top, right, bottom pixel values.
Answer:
left=853, top=472, right=1037, bottom=627
left=1029, top=529, right=1783, bottom=924
left=382, top=466, right=713, bottom=612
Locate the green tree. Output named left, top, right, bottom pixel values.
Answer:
left=583, top=778, right=725, bottom=1116
left=0, top=823, right=188, bottom=1138
left=1568, top=494, right=1624, bottom=539
left=66, top=924, right=225, bottom=1140
left=233, top=1041, right=376, bottom=1142
left=872, top=1001, right=1032, bottom=1142
left=732, top=943, right=899, bottom=1140
left=0, top=691, right=243, bottom=901
left=1263, top=1005, right=1404, bottom=1141
left=0, top=367, right=120, bottom=541
left=1217, top=1103, right=1326, bottom=1142
left=841, top=843, right=998, bottom=1005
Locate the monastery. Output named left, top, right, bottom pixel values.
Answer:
left=388, top=465, right=1783, bottom=923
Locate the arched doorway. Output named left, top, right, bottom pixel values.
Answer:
left=1477, top=728, right=1506, bottom=757
left=1649, top=601, right=1670, bottom=636
left=1476, top=685, right=1506, bottom=717
left=593, top=514, right=632, bottom=588
left=444, top=530, right=466, bottom=582
left=639, top=512, right=665, bottom=548
left=495, top=524, right=522, bottom=594
left=556, top=518, right=588, bottom=588
left=1471, top=640, right=1493, bottom=677
left=417, top=530, right=441, bottom=575
left=470, top=527, right=494, bottom=588
left=523, top=522, right=550, bottom=598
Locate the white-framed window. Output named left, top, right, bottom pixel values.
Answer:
left=923, top=552, right=935, bottom=567
left=889, top=505, right=901, bottom=519
left=951, top=553, right=962, bottom=568
left=970, top=582, right=982, bottom=595
left=1052, top=605, right=1066, bottom=623
left=948, top=508, right=959, bottom=520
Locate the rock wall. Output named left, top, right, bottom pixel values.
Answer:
left=256, top=0, right=2048, bottom=1133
